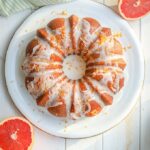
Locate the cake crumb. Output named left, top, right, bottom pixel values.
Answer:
left=58, top=10, right=68, bottom=16
left=64, top=120, right=68, bottom=124
left=50, top=10, right=68, bottom=16
left=42, top=18, right=45, bottom=22
left=50, top=10, right=56, bottom=15
left=64, top=128, right=67, bottom=132
left=123, top=45, right=132, bottom=51
left=104, top=112, right=109, bottom=115
left=25, top=29, right=28, bottom=33
left=113, top=32, right=122, bottom=38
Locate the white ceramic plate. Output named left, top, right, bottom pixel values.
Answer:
left=5, top=0, right=144, bottom=138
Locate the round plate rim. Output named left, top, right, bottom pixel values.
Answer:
left=5, top=0, right=145, bottom=138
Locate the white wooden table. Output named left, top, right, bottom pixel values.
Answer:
left=0, top=0, right=150, bottom=149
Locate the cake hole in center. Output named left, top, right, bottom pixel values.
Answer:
left=63, top=55, right=86, bottom=80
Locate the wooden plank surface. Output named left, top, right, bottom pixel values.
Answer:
left=0, top=0, right=149, bottom=150
left=141, top=14, right=150, bottom=150
left=102, top=3, right=141, bottom=147
left=66, top=136, right=102, bottom=150
left=0, top=10, right=65, bottom=150
left=101, top=1, right=141, bottom=150
left=103, top=101, right=140, bottom=150
left=66, top=0, right=104, bottom=149
left=66, top=0, right=142, bottom=150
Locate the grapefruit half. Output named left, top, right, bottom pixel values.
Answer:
left=0, top=117, right=33, bottom=150
left=118, top=0, right=150, bottom=20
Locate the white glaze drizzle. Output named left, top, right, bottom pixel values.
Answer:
left=22, top=15, right=127, bottom=120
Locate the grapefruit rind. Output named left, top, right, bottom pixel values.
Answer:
left=0, top=117, right=34, bottom=150
left=118, top=0, right=150, bottom=20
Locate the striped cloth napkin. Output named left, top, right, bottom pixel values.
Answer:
left=0, top=0, right=73, bottom=16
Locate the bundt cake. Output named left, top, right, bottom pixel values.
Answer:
left=22, top=15, right=127, bottom=119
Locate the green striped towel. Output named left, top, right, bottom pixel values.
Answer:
left=0, top=0, right=73, bottom=16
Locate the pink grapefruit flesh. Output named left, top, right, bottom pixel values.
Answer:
left=118, top=0, right=150, bottom=20
left=0, top=117, right=33, bottom=150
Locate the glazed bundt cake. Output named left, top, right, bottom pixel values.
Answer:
left=22, top=15, right=126, bottom=119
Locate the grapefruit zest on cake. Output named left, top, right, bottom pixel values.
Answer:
left=22, top=15, right=127, bottom=120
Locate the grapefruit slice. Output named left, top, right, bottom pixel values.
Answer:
left=118, top=0, right=150, bottom=20
left=0, top=117, right=33, bottom=150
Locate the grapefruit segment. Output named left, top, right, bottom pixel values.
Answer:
left=118, top=0, right=150, bottom=20
left=0, top=117, right=33, bottom=150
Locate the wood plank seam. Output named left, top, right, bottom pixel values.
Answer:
left=139, top=19, right=141, bottom=150
left=65, top=138, right=67, bottom=150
